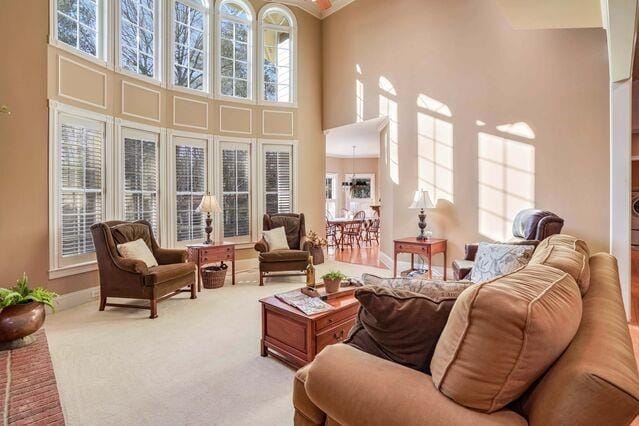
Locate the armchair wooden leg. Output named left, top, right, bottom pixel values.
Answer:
left=150, top=298, right=158, bottom=319
left=190, top=282, right=197, bottom=299
left=259, top=270, right=264, bottom=286
left=99, top=296, right=106, bottom=311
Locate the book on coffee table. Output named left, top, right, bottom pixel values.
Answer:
left=275, top=289, right=333, bottom=315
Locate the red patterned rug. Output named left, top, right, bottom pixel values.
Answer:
left=0, top=330, right=64, bottom=425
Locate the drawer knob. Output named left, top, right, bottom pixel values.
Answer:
left=333, top=330, right=345, bottom=341
left=328, top=318, right=334, bottom=324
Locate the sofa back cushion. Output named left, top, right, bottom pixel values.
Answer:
left=529, top=234, right=590, bottom=295
left=516, top=254, right=639, bottom=424
left=430, top=264, right=582, bottom=413
left=111, top=222, right=153, bottom=250
left=346, top=275, right=471, bottom=373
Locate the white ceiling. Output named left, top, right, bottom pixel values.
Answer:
left=494, top=0, right=603, bottom=30
left=325, top=117, right=386, bottom=158
left=264, top=0, right=356, bottom=19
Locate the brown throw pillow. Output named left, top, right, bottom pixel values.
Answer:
left=430, top=264, right=582, bottom=413
left=344, top=275, right=472, bottom=373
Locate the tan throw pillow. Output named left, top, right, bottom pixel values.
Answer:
left=430, top=264, right=582, bottom=413
left=529, top=234, right=590, bottom=295
left=263, top=226, right=290, bottom=251
left=345, top=275, right=472, bottom=373
left=117, top=238, right=158, bottom=268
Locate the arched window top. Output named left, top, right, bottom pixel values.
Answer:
left=218, top=0, right=254, bottom=21
left=259, top=5, right=296, bottom=28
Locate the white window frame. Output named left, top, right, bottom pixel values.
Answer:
left=257, top=139, right=298, bottom=233
left=115, top=0, right=163, bottom=85
left=215, top=0, right=256, bottom=104
left=257, top=4, right=297, bottom=107
left=325, top=172, right=338, bottom=218
left=114, top=119, right=165, bottom=243
left=168, top=0, right=212, bottom=96
left=166, top=129, right=215, bottom=247
left=214, top=136, right=257, bottom=246
left=48, top=100, right=114, bottom=279
left=49, top=0, right=112, bottom=68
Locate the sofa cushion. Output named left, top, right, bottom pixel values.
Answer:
left=469, top=243, right=534, bottom=283
left=529, top=234, right=590, bottom=295
left=145, top=262, right=195, bottom=285
left=259, top=249, right=308, bottom=263
left=345, top=275, right=472, bottom=373
left=431, top=264, right=582, bottom=413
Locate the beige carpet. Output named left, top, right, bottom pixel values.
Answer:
left=45, top=261, right=390, bottom=426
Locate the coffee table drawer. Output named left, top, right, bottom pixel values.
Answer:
left=316, top=319, right=356, bottom=354
left=316, top=305, right=359, bottom=331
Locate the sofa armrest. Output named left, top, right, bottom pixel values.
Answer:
left=453, top=259, right=474, bottom=280
left=301, top=237, right=312, bottom=252
left=255, top=239, right=269, bottom=253
left=305, top=345, right=526, bottom=426
left=154, top=248, right=187, bottom=265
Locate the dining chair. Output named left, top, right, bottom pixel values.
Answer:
left=326, top=217, right=338, bottom=247
left=366, top=217, right=380, bottom=245
left=342, top=211, right=366, bottom=248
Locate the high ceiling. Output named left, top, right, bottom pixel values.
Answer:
left=265, top=0, right=355, bottom=19
left=325, top=118, right=386, bottom=158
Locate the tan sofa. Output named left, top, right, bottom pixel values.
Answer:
left=293, top=246, right=639, bottom=425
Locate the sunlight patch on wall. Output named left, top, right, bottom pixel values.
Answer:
left=416, top=94, right=452, bottom=118
left=379, top=76, right=399, bottom=184
left=356, top=80, right=364, bottom=122
left=496, top=122, right=535, bottom=140
left=478, top=132, right=535, bottom=241
left=417, top=93, right=453, bottom=202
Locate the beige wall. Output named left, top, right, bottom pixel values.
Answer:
left=322, top=0, right=610, bottom=268
left=0, top=0, right=324, bottom=295
left=326, top=156, right=379, bottom=212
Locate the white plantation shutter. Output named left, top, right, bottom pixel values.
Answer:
left=263, top=145, right=292, bottom=215
left=123, top=134, right=158, bottom=234
left=221, top=144, right=251, bottom=239
left=59, top=116, right=104, bottom=258
left=175, top=143, right=206, bottom=242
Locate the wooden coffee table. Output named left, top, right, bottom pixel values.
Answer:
left=259, top=293, right=359, bottom=368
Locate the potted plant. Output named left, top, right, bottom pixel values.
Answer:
left=307, top=230, right=327, bottom=265
left=321, top=271, right=347, bottom=294
left=0, top=274, right=58, bottom=349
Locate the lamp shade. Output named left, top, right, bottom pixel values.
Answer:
left=196, top=194, right=222, bottom=214
left=409, top=190, right=434, bottom=210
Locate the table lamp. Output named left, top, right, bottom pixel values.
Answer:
left=409, top=190, right=434, bottom=240
left=196, top=193, right=222, bottom=245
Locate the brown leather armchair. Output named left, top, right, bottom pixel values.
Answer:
left=90, top=220, right=197, bottom=319
left=452, top=209, right=564, bottom=280
left=255, top=213, right=312, bottom=286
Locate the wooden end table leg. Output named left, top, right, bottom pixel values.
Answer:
left=428, top=248, right=433, bottom=280
left=393, top=250, right=398, bottom=277
left=232, top=256, right=236, bottom=285
left=197, top=264, right=202, bottom=292
left=260, top=340, right=268, bottom=357
left=443, top=249, right=447, bottom=280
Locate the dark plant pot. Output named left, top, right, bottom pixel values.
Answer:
left=0, top=302, right=45, bottom=348
left=310, top=246, right=325, bottom=265
left=323, top=278, right=341, bottom=294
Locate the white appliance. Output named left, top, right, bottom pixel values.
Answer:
left=632, top=191, right=639, bottom=248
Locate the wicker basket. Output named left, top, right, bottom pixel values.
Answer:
left=202, top=265, right=227, bottom=289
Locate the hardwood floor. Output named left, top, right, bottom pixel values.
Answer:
left=632, top=250, right=639, bottom=324
left=327, top=245, right=387, bottom=269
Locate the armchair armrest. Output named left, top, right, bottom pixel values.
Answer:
left=300, top=236, right=312, bottom=252
left=464, top=243, right=479, bottom=261
left=304, top=345, right=526, bottom=426
left=255, top=238, right=269, bottom=253
left=113, top=257, right=148, bottom=275
left=154, top=248, right=187, bottom=265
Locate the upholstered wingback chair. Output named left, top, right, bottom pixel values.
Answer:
left=90, top=220, right=196, bottom=318
left=452, top=209, right=564, bottom=280
left=254, top=213, right=312, bottom=286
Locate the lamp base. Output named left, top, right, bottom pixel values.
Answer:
left=204, top=213, right=213, bottom=245
left=416, top=209, right=428, bottom=240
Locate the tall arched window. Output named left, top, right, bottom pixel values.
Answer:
left=216, top=0, right=254, bottom=100
left=171, top=0, right=210, bottom=92
left=258, top=5, right=296, bottom=105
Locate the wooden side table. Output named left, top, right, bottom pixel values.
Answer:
left=187, top=242, right=236, bottom=291
left=393, top=237, right=447, bottom=280
left=259, top=294, right=359, bottom=368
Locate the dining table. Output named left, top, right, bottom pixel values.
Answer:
left=327, top=216, right=375, bottom=250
